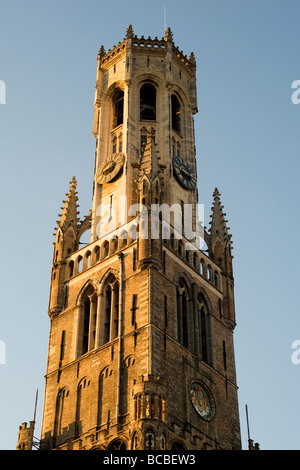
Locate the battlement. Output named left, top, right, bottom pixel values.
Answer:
left=98, top=26, right=196, bottom=74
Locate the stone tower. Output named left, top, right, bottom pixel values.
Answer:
left=17, top=26, right=241, bottom=451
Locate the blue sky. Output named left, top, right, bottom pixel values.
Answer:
left=0, top=0, right=299, bottom=450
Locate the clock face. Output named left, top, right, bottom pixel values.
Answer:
left=189, top=381, right=215, bottom=421
left=173, top=156, right=196, bottom=190
left=97, top=153, right=124, bottom=184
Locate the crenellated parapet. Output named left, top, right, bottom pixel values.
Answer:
left=97, top=25, right=196, bottom=76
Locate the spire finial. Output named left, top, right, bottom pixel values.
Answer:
left=209, top=187, right=232, bottom=243
left=126, top=24, right=134, bottom=39
left=98, top=45, right=106, bottom=58
left=57, top=177, right=80, bottom=231
left=213, top=187, right=221, bottom=198
left=189, top=51, right=196, bottom=65
left=165, top=27, right=173, bottom=42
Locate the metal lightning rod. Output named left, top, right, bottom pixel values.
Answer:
left=245, top=404, right=251, bottom=446
left=164, top=5, right=167, bottom=33
left=33, top=388, right=38, bottom=423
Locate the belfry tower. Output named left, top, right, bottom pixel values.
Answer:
left=17, top=26, right=241, bottom=451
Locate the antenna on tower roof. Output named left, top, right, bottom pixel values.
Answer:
left=164, top=5, right=167, bottom=33
left=245, top=403, right=251, bottom=443
left=33, top=388, right=38, bottom=423
left=245, top=403, right=260, bottom=450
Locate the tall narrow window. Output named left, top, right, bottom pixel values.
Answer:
left=104, top=287, right=112, bottom=344
left=78, top=286, right=98, bottom=357
left=176, top=280, right=190, bottom=349
left=82, top=299, right=90, bottom=355
left=171, top=95, right=181, bottom=133
left=140, top=84, right=156, bottom=121
left=200, top=307, right=208, bottom=363
left=59, top=330, right=66, bottom=362
left=113, top=90, right=124, bottom=128
left=103, top=275, right=120, bottom=344
left=223, top=340, right=227, bottom=371
left=182, top=292, right=188, bottom=348
left=54, top=388, right=69, bottom=442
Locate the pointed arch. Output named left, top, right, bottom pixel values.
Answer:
left=107, top=439, right=127, bottom=450
left=76, top=279, right=100, bottom=306
left=140, top=83, right=156, bottom=121
left=196, top=288, right=213, bottom=366
left=144, top=428, right=156, bottom=450
left=75, top=376, right=92, bottom=437
left=54, top=387, right=70, bottom=444
left=75, top=280, right=100, bottom=358
left=99, top=268, right=120, bottom=295
left=175, top=276, right=193, bottom=350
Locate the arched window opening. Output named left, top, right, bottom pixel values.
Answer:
left=94, top=245, right=100, bottom=264
left=107, top=439, right=126, bottom=451
left=75, top=378, right=91, bottom=436
left=104, top=287, right=111, bottom=344
left=160, top=434, right=166, bottom=450
left=193, top=253, right=198, bottom=269
left=112, top=90, right=124, bottom=128
left=178, top=240, right=183, bottom=257
left=140, top=84, right=156, bottom=121
left=214, top=271, right=219, bottom=288
left=54, top=388, right=69, bottom=442
left=197, top=294, right=211, bottom=365
left=145, top=429, right=155, bottom=451
left=207, top=265, right=212, bottom=281
left=77, top=256, right=83, bottom=273
left=103, top=275, right=119, bottom=344
left=200, top=306, right=208, bottom=363
left=171, top=95, right=181, bottom=133
left=176, top=280, right=189, bottom=349
left=82, top=299, right=90, bottom=355
left=85, top=251, right=91, bottom=269
left=102, top=240, right=109, bottom=259
left=170, top=233, right=175, bottom=249
left=68, top=260, right=74, bottom=278
left=132, top=432, right=139, bottom=450
left=78, top=285, right=98, bottom=357
left=171, top=441, right=186, bottom=451
left=137, top=394, right=143, bottom=420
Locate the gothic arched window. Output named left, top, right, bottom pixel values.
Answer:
left=171, top=441, right=186, bottom=451
left=54, top=388, right=69, bottom=442
left=176, top=279, right=190, bottom=349
left=107, top=439, right=126, bottom=450
left=171, top=94, right=181, bottom=133
left=112, top=89, right=124, bottom=128
left=75, top=378, right=91, bottom=437
left=103, top=275, right=119, bottom=344
left=140, top=83, right=156, bottom=121
left=145, top=429, right=155, bottom=450
left=80, top=286, right=98, bottom=356
left=197, top=294, right=211, bottom=365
